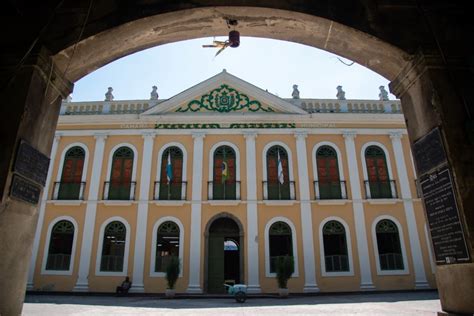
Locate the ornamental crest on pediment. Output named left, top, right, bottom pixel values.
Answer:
left=175, top=84, right=274, bottom=113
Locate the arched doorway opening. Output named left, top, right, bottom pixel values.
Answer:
left=205, top=214, right=244, bottom=293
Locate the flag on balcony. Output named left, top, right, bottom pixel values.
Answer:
left=166, top=152, right=173, bottom=182
left=221, top=160, right=228, bottom=183
left=277, top=151, right=284, bottom=184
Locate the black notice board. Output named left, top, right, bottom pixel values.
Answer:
left=13, top=140, right=50, bottom=186
left=413, top=128, right=447, bottom=175
left=10, top=174, right=41, bottom=205
left=420, top=165, right=470, bottom=264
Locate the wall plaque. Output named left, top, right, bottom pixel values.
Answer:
left=13, top=140, right=50, bottom=186
left=420, top=165, right=470, bottom=264
left=413, top=128, right=447, bottom=175
left=10, top=174, right=41, bottom=205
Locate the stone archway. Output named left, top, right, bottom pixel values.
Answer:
left=204, top=212, right=244, bottom=293
left=1, top=3, right=473, bottom=315
left=53, top=7, right=409, bottom=83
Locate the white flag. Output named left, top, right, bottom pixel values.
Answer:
left=277, top=150, right=284, bottom=184
left=166, top=152, right=172, bottom=182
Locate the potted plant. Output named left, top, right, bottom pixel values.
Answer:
left=165, top=255, right=180, bottom=298
left=275, top=255, right=294, bottom=297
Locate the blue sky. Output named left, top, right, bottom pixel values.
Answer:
left=72, top=37, right=396, bottom=102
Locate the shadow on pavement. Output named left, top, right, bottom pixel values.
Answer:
left=25, top=290, right=439, bottom=310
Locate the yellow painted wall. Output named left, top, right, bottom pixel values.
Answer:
left=34, top=127, right=437, bottom=293
left=33, top=204, right=86, bottom=291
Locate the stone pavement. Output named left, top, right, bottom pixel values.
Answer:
left=23, top=291, right=441, bottom=316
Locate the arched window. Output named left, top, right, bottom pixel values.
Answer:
left=212, top=145, right=236, bottom=200
left=316, top=146, right=342, bottom=199
left=158, top=147, right=184, bottom=200
left=323, top=221, right=349, bottom=272
left=100, top=221, right=126, bottom=272
left=108, top=147, right=134, bottom=200
left=269, top=221, right=293, bottom=273
left=155, top=221, right=180, bottom=272
left=46, top=220, right=75, bottom=271
left=376, top=219, right=404, bottom=270
left=365, top=146, right=392, bottom=198
left=58, top=147, right=85, bottom=200
left=266, top=145, right=290, bottom=200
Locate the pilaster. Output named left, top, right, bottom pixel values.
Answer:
left=74, top=133, right=108, bottom=291
left=294, top=131, right=319, bottom=292
left=389, top=131, right=429, bottom=288
left=186, top=132, right=205, bottom=293
left=130, top=132, right=155, bottom=292
left=343, top=131, right=374, bottom=290
left=243, top=130, right=261, bottom=293
left=27, top=134, right=62, bottom=289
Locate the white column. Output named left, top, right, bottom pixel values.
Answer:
left=343, top=131, right=374, bottom=290
left=74, top=133, right=107, bottom=291
left=243, top=131, right=261, bottom=293
left=389, top=131, right=429, bottom=288
left=27, top=134, right=61, bottom=289
left=294, top=131, right=319, bottom=292
left=130, top=132, right=155, bottom=292
left=186, top=131, right=205, bottom=293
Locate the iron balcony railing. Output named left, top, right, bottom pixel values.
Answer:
left=324, top=254, right=349, bottom=272
left=262, top=181, right=296, bottom=200
left=208, top=181, right=241, bottom=200
left=45, top=253, right=71, bottom=271
left=363, top=180, right=397, bottom=199
left=379, top=252, right=404, bottom=270
left=52, top=181, right=86, bottom=200
left=103, top=181, right=136, bottom=200
left=100, top=255, right=124, bottom=272
left=314, top=180, right=348, bottom=200
left=153, top=181, right=187, bottom=200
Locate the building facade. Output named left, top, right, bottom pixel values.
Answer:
left=27, top=71, right=436, bottom=294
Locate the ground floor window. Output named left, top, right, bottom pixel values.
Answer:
left=46, top=220, right=74, bottom=271
left=155, top=221, right=180, bottom=272
left=269, top=221, right=293, bottom=273
left=376, top=219, right=404, bottom=270
left=322, top=220, right=349, bottom=272
left=100, top=221, right=126, bottom=272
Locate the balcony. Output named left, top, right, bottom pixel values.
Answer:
left=154, top=181, right=187, bottom=200
left=52, top=182, right=86, bottom=200
left=208, top=181, right=241, bottom=200
left=103, top=181, right=136, bottom=200
left=263, top=181, right=296, bottom=200
left=314, top=181, right=347, bottom=200
left=363, top=180, right=397, bottom=199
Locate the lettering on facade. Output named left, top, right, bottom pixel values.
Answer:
left=13, top=140, right=50, bottom=186
left=414, top=127, right=470, bottom=265
left=120, top=123, right=155, bottom=129
left=10, top=174, right=42, bottom=205
left=420, top=166, right=470, bottom=264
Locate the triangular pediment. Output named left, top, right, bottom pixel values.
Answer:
left=141, top=70, right=307, bottom=116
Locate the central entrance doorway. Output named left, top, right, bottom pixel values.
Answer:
left=206, top=216, right=243, bottom=293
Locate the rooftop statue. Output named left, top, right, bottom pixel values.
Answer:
left=379, top=85, right=389, bottom=101
left=105, top=87, right=114, bottom=101
left=336, top=85, right=346, bottom=100
left=292, top=84, right=300, bottom=99
left=150, top=85, right=159, bottom=100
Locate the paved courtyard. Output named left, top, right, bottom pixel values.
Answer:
left=24, top=291, right=441, bottom=316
